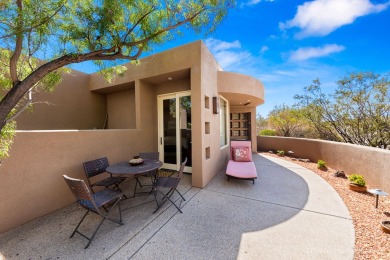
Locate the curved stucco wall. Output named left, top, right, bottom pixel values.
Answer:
left=257, top=136, right=390, bottom=191
left=217, top=71, right=265, bottom=106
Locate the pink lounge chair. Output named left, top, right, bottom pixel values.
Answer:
left=226, top=141, right=257, bottom=184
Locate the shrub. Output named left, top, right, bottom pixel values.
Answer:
left=348, top=174, right=366, bottom=187
left=277, top=150, right=284, bottom=156
left=259, top=129, right=276, bottom=136
left=317, top=160, right=327, bottom=169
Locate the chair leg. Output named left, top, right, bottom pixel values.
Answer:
left=174, top=188, right=186, bottom=201
left=153, top=188, right=183, bottom=214
left=70, top=210, right=90, bottom=238
left=70, top=198, right=124, bottom=249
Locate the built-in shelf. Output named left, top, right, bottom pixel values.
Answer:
left=205, top=122, right=210, bottom=134
left=205, top=96, right=210, bottom=109
left=205, top=147, right=210, bottom=159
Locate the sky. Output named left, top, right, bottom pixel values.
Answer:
left=71, top=0, right=390, bottom=117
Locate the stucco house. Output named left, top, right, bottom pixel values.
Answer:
left=1, top=41, right=264, bottom=233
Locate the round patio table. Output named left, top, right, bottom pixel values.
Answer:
left=106, top=159, right=163, bottom=176
left=106, top=159, right=163, bottom=198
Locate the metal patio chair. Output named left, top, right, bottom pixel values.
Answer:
left=152, top=158, right=187, bottom=213
left=63, top=175, right=124, bottom=249
left=82, top=157, right=126, bottom=193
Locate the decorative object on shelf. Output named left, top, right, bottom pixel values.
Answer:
left=348, top=174, right=367, bottom=192
left=129, top=157, right=144, bottom=166
left=381, top=221, right=390, bottom=234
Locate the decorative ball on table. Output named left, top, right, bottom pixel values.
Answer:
left=129, top=157, right=144, bottom=166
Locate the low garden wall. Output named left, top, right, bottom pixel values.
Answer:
left=257, top=136, right=390, bottom=192
left=0, top=129, right=154, bottom=234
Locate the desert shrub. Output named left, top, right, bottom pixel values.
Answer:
left=259, top=129, right=276, bottom=136
left=348, top=174, right=366, bottom=187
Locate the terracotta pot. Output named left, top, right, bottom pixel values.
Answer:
left=381, top=221, right=390, bottom=234
left=348, top=183, right=367, bottom=192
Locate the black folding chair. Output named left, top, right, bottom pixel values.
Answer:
left=63, top=175, right=124, bottom=249
left=82, top=157, right=126, bottom=193
left=152, top=158, right=187, bottom=213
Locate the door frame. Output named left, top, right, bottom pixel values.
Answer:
left=157, top=91, right=192, bottom=172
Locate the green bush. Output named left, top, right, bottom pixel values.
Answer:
left=348, top=174, right=366, bottom=187
left=317, top=160, right=327, bottom=169
left=259, top=129, right=276, bottom=136
left=276, top=150, right=284, bottom=156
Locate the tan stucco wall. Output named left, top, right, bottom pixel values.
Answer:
left=0, top=130, right=156, bottom=234
left=199, top=43, right=231, bottom=187
left=88, top=41, right=234, bottom=188
left=107, top=89, right=136, bottom=129
left=16, top=70, right=106, bottom=130
left=257, top=136, right=390, bottom=191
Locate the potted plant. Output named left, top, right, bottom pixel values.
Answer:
left=381, top=221, right=390, bottom=234
left=348, top=174, right=367, bottom=192
left=276, top=150, right=285, bottom=157
left=317, top=160, right=327, bottom=170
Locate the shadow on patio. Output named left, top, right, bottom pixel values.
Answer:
left=0, top=154, right=354, bottom=259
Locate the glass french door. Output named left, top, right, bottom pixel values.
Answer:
left=158, top=91, right=192, bottom=172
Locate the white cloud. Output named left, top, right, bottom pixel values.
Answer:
left=260, top=46, right=269, bottom=54
left=241, top=0, right=275, bottom=8
left=205, top=38, right=252, bottom=69
left=280, top=0, right=390, bottom=38
left=204, top=38, right=241, bottom=52
left=289, top=44, right=346, bottom=61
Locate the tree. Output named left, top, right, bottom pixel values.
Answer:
left=0, top=0, right=234, bottom=157
left=268, top=104, right=309, bottom=137
left=295, top=72, right=390, bottom=149
left=255, top=113, right=268, bottom=134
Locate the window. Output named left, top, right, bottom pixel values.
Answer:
left=220, top=97, right=228, bottom=147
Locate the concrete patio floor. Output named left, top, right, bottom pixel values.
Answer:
left=0, top=154, right=355, bottom=259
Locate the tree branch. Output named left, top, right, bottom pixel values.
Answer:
left=9, top=0, right=23, bottom=84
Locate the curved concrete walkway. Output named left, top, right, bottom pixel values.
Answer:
left=0, top=154, right=354, bottom=259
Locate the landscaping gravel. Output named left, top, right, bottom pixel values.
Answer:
left=261, top=152, right=390, bottom=260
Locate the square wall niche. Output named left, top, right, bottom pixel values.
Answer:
left=205, top=122, right=210, bottom=134
left=205, top=147, right=210, bottom=159
left=205, top=96, right=210, bottom=109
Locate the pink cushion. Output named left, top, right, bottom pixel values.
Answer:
left=230, top=141, right=252, bottom=162
left=232, top=147, right=251, bottom=162
left=226, top=160, right=257, bottom=179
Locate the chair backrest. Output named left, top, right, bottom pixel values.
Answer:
left=230, top=141, right=253, bottom=161
left=139, top=152, right=159, bottom=160
left=177, top=158, right=188, bottom=179
left=83, top=157, right=109, bottom=178
left=63, top=175, right=93, bottom=202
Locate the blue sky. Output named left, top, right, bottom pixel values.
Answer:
left=72, top=0, right=390, bottom=117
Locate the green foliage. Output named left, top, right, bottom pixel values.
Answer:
left=268, top=104, right=311, bottom=137
left=276, top=150, right=284, bottom=156
left=0, top=121, right=16, bottom=158
left=256, top=113, right=269, bottom=133
left=295, top=72, right=390, bottom=149
left=317, top=160, right=327, bottom=169
left=259, top=129, right=276, bottom=136
left=348, top=174, right=366, bottom=187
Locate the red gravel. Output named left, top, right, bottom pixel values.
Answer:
left=261, top=152, right=390, bottom=260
